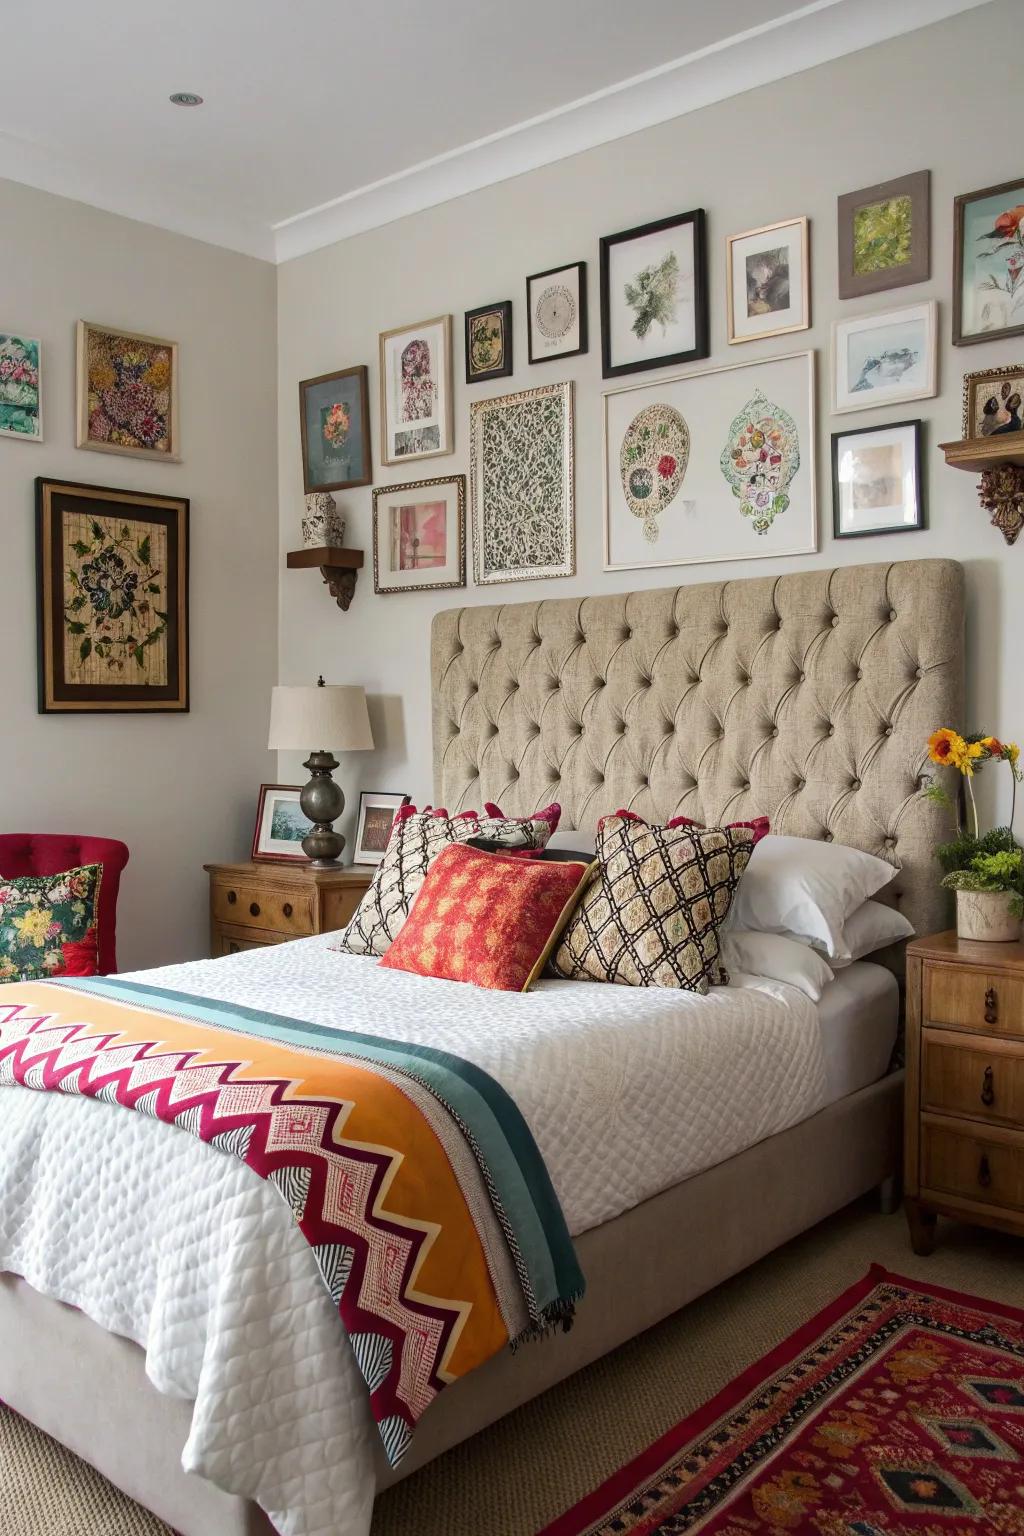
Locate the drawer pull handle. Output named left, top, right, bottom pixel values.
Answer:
left=283, top=903, right=293, bottom=918
left=227, top=890, right=237, bottom=905
left=249, top=901, right=261, bottom=918
left=984, top=986, right=998, bottom=1024
left=981, top=1066, right=995, bottom=1107
left=978, top=1152, right=993, bottom=1190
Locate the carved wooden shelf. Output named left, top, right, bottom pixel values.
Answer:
left=286, top=546, right=364, bottom=611
left=939, top=435, right=1024, bottom=473
left=939, top=435, right=1024, bottom=546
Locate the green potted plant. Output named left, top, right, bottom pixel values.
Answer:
left=925, top=728, right=1023, bottom=941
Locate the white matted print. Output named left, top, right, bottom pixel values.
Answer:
left=604, top=350, right=816, bottom=572
left=378, top=315, right=453, bottom=466
left=471, top=381, right=574, bottom=584
left=527, top=261, right=587, bottom=363
left=727, top=218, right=809, bottom=344
left=353, top=790, right=411, bottom=865
left=251, top=784, right=314, bottom=864
left=832, top=300, right=936, bottom=414
left=372, top=474, right=465, bottom=594
left=600, top=211, right=708, bottom=378
left=832, top=420, right=923, bottom=539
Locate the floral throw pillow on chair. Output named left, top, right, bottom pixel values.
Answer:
left=0, top=864, right=103, bottom=983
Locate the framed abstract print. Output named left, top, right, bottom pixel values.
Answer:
left=600, top=209, right=708, bottom=378
left=726, top=217, right=809, bottom=344
left=470, top=381, right=574, bottom=585
left=298, top=365, right=371, bottom=493
left=961, top=363, right=1024, bottom=440
left=954, top=178, right=1024, bottom=346
left=36, top=477, right=189, bottom=714
left=838, top=171, right=930, bottom=299
left=372, top=474, right=466, bottom=594
left=603, top=351, right=816, bottom=571
left=0, top=333, right=42, bottom=441
left=464, top=300, right=513, bottom=384
left=76, top=321, right=179, bottom=461
left=832, top=420, right=923, bottom=539
left=832, top=300, right=937, bottom=414
left=378, top=315, right=453, bottom=466
left=251, top=784, right=314, bottom=864
left=353, top=790, right=411, bottom=866
left=527, top=261, right=587, bottom=363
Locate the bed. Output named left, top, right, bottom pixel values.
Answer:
left=0, top=557, right=964, bottom=1536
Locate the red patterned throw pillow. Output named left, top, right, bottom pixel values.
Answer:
left=614, top=809, right=770, bottom=845
left=379, top=843, right=594, bottom=991
left=0, top=864, right=103, bottom=983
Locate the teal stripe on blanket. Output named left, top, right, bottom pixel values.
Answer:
left=52, top=974, right=583, bottom=1325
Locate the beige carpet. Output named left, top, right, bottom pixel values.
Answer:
left=2, top=1199, right=1021, bottom=1536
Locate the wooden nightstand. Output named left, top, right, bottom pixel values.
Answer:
left=905, top=929, right=1024, bottom=1255
left=204, top=861, right=373, bottom=957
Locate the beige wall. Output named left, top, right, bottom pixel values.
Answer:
left=276, top=1, right=1020, bottom=842
left=0, top=179, right=278, bottom=968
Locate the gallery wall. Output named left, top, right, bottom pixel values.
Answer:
left=276, top=0, right=1020, bottom=841
left=0, top=178, right=279, bottom=967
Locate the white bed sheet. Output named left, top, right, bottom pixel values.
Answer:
left=815, top=960, right=899, bottom=1103
left=0, top=935, right=833, bottom=1536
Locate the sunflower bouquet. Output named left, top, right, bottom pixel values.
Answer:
left=925, top=729, right=1024, bottom=919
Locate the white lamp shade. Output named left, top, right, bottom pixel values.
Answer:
left=268, top=683, right=374, bottom=751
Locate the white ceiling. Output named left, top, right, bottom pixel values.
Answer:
left=0, top=0, right=990, bottom=262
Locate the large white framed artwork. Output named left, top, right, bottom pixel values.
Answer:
left=603, top=350, right=817, bottom=572
left=470, top=380, right=575, bottom=585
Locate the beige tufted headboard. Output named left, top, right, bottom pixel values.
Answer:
left=432, top=559, right=965, bottom=971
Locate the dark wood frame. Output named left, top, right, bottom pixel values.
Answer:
left=526, top=261, right=588, bottom=363
left=372, top=473, right=466, bottom=594
left=954, top=176, right=1024, bottom=348
left=464, top=301, right=513, bottom=384
left=352, top=790, right=411, bottom=866
left=831, top=419, right=924, bottom=540
left=599, top=209, right=708, bottom=379
left=36, top=476, right=189, bottom=714
left=298, top=364, right=372, bottom=494
left=251, top=783, right=310, bottom=864
left=837, top=170, right=929, bottom=300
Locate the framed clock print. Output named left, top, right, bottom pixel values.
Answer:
left=527, top=261, right=587, bottom=363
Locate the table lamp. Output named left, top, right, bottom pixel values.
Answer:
left=268, top=677, right=373, bottom=866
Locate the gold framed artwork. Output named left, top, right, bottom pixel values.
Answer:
left=961, top=363, right=1024, bottom=440
left=726, top=217, right=810, bottom=344
left=378, top=315, right=453, bottom=466
left=36, top=477, right=189, bottom=713
left=372, top=474, right=466, bottom=594
left=470, top=381, right=575, bottom=584
left=75, top=321, right=180, bottom=461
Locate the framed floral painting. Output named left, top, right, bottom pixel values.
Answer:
left=76, top=321, right=179, bottom=461
left=298, top=365, right=371, bottom=493
left=464, top=300, right=513, bottom=384
left=36, top=477, right=189, bottom=713
left=378, top=315, right=453, bottom=466
left=372, top=474, right=466, bottom=594
left=0, top=333, right=42, bottom=441
left=599, top=210, right=708, bottom=378
left=837, top=171, right=929, bottom=299
left=954, top=178, right=1024, bottom=345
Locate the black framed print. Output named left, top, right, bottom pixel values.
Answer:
left=464, top=300, right=513, bottom=384
left=831, top=419, right=924, bottom=539
left=600, top=209, right=708, bottom=379
left=526, top=261, right=587, bottom=363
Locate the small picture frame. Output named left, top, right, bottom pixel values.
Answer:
left=526, top=262, right=587, bottom=363
left=600, top=209, right=709, bottom=378
left=831, top=420, right=924, bottom=540
left=837, top=171, right=930, bottom=300
left=0, top=332, right=42, bottom=442
left=378, top=315, right=453, bottom=466
left=726, top=217, right=809, bottom=344
left=298, top=365, right=371, bottom=493
left=464, top=301, right=513, bottom=384
left=953, top=177, right=1024, bottom=347
left=251, top=784, right=314, bottom=864
left=832, top=300, right=937, bottom=414
left=372, top=473, right=466, bottom=594
left=961, top=363, right=1024, bottom=441
left=76, top=320, right=180, bottom=461
left=353, top=791, right=411, bottom=866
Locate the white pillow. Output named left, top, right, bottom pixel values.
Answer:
left=719, top=928, right=834, bottom=1001
left=728, top=834, right=897, bottom=961
left=831, top=899, right=915, bottom=968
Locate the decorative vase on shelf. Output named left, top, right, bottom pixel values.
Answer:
left=302, top=492, right=346, bottom=549
left=955, top=889, right=1022, bottom=943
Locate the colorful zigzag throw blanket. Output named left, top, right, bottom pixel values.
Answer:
left=0, top=976, right=584, bottom=1465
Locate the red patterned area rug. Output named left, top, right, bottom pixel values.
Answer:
left=540, top=1265, right=1024, bottom=1535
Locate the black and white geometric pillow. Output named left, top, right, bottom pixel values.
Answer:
left=549, top=816, right=754, bottom=993
left=335, top=806, right=558, bottom=957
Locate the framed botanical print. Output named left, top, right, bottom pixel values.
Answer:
left=0, top=333, right=42, bottom=441
left=464, top=300, right=513, bottom=384
left=837, top=171, right=930, bottom=299
left=600, top=209, right=708, bottom=378
left=36, top=477, right=189, bottom=713
left=76, top=321, right=179, bottom=461
left=527, top=262, right=587, bottom=363
left=298, top=365, right=371, bottom=493
left=372, top=474, right=466, bottom=594
left=378, top=315, right=453, bottom=466
left=251, top=784, right=314, bottom=864
left=726, top=217, right=809, bottom=344
left=961, top=363, right=1024, bottom=440
left=831, top=300, right=937, bottom=414
left=832, top=420, right=924, bottom=539
left=353, top=790, right=411, bottom=866
left=954, top=178, right=1024, bottom=345
left=470, top=381, right=574, bottom=584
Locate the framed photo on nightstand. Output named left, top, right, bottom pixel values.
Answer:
left=353, top=791, right=410, bottom=865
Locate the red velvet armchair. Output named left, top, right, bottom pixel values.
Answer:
left=0, top=834, right=129, bottom=975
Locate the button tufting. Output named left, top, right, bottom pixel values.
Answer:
left=889, top=610, right=897, bottom=622
left=884, top=725, right=893, bottom=737
left=885, top=837, right=896, bottom=849
left=856, top=670, right=863, bottom=680
left=772, top=727, right=779, bottom=738
left=915, top=667, right=923, bottom=679
left=851, top=778, right=861, bottom=790
left=798, top=671, right=806, bottom=682
left=742, top=780, right=750, bottom=791
left=823, top=831, right=834, bottom=842
left=831, top=615, right=839, bottom=628
left=827, top=726, right=835, bottom=737
left=797, top=779, right=806, bottom=789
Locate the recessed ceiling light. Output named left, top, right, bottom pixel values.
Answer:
left=169, top=92, right=203, bottom=107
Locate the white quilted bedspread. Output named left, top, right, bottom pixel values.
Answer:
left=0, top=935, right=828, bottom=1536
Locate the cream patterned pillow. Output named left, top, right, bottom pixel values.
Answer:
left=550, top=816, right=754, bottom=992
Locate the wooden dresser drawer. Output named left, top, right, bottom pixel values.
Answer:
left=922, top=1029, right=1024, bottom=1128
left=921, top=1115, right=1024, bottom=1213
left=925, top=964, right=1024, bottom=1037
left=211, top=880, right=314, bottom=936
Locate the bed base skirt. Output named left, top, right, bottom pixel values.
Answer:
left=0, top=1072, right=902, bottom=1536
